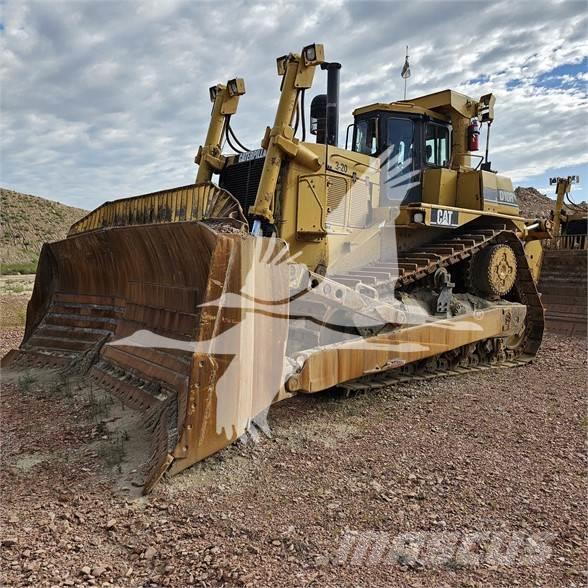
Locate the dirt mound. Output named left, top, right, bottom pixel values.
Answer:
left=0, top=188, right=87, bottom=271
left=515, top=186, right=555, bottom=218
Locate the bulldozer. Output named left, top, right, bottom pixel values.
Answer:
left=2, top=44, right=549, bottom=492
left=538, top=176, right=587, bottom=336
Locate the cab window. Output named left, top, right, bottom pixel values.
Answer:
left=353, top=118, right=378, bottom=156
left=425, top=123, right=450, bottom=167
left=381, top=117, right=420, bottom=204
left=383, top=118, right=415, bottom=169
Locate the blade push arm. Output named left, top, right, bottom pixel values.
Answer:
left=250, top=44, right=325, bottom=232
left=195, top=78, right=246, bottom=183
left=551, top=175, right=580, bottom=236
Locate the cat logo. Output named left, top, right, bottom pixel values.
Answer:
left=431, top=208, right=459, bottom=227
left=238, top=148, right=266, bottom=163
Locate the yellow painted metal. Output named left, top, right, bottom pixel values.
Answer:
left=276, top=142, right=380, bottom=272
left=249, top=46, right=324, bottom=223
left=553, top=177, right=573, bottom=236
left=353, top=102, right=450, bottom=123
left=356, top=90, right=494, bottom=122
left=422, top=168, right=458, bottom=207
left=407, top=89, right=494, bottom=121
left=456, top=169, right=482, bottom=209
left=296, top=175, right=328, bottom=235
left=481, top=171, right=519, bottom=215
left=195, top=79, right=246, bottom=183
left=288, top=304, right=527, bottom=393
left=524, top=240, right=544, bottom=282
left=394, top=203, right=526, bottom=231
left=451, top=116, right=472, bottom=169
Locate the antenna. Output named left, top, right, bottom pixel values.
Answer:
left=401, top=46, right=411, bottom=100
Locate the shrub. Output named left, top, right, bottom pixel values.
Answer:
left=1, top=261, right=38, bottom=275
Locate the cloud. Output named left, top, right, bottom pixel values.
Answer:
left=1, top=0, right=587, bottom=208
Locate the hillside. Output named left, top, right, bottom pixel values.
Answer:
left=0, top=188, right=87, bottom=273
left=515, top=186, right=555, bottom=218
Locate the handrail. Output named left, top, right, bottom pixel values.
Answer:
left=543, top=234, right=588, bottom=250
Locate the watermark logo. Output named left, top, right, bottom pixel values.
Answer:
left=336, top=530, right=556, bottom=568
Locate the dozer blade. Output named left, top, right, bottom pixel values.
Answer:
left=2, top=190, right=291, bottom=492
left=539, top=249, right=587, bottom=337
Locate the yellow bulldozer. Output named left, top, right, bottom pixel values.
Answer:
left=538, top=176, right=587, bottom=336
left=3, top=44, right=550, bottom=492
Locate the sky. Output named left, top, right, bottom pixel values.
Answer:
left=1, top=0, right=587, bottom=210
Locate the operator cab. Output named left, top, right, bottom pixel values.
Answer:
left=351, top=103, right=451, bottom=205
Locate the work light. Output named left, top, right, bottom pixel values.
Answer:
left=227, top=78, right=245, bottom=97
left=302, top=43, right=324, bottom=66
left=276, top=55, right=288, bottom=76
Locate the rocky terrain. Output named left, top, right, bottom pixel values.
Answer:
left=514, top=187, right=555, bottom=219
left=0, top=188, right=87, bottom=273
left=0, top=325, right=586, bottom=587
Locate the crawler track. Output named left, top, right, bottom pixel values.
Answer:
left=289, top=223, right=544, bottom=390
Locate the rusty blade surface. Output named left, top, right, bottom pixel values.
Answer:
left=2, top=220, right=290, bottom=491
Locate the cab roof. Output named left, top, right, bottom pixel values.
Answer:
left=353, top=88, right=485, bottom=124
left=352, top=101, right=450, bottom=123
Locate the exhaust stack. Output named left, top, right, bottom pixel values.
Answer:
left=323, top=62, right=341, bottom=147
left=310, top=62, right=341, bottom=147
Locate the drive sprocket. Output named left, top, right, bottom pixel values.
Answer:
left=470, top=243, right=517, bottom=297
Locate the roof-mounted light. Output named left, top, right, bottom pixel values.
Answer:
left=302, top=43, right=324, bottom=66
left=276, top=55, right=289, bottom=76
left=550, top=176, right=580, bottom=185
left=227, top=77, right=246, bottom=97
left=209, top=85, right=220, bottom=102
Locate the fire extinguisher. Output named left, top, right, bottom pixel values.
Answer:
left=468, top=119, right=480, bottom=151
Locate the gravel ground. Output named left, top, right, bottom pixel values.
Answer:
left=0, top=295, right=28, bottom=330
left=0, top=327, right=586, bottom=588
left=0, top=327, right=24, bottom=357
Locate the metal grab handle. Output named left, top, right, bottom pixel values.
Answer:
left=355, top=282, right=378, bottom=300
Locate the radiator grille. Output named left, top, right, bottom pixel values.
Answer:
left=219, top=157, right=265, bottom=217
left=327, top=176, right=348, bottom=226
left=348, top=180, right=370, bottom=227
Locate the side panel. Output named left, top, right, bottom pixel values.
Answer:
left=278, top=143, right=380, bottom=272
left=296, top=175, right=327, bottom=236
left=456, top=169, right=482, bottom=210
left=422, top=168, right=458, bottom=207
left=481, top=171, right=519, bottom=215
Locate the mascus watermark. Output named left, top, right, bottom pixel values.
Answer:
left=336, top=530, right=556, bottom=568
